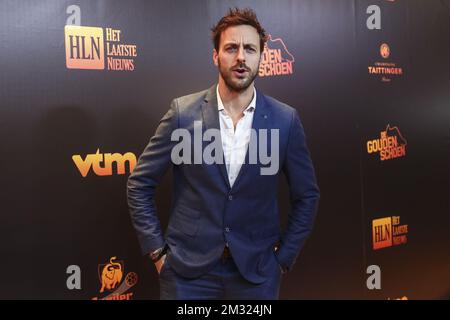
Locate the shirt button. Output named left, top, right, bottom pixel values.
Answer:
left=225, top=227, right=230, bottom=233
left=228, top=195, right=233, bottom=200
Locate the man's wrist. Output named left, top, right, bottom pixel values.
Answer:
left=149, top=245, right=168, bottom=263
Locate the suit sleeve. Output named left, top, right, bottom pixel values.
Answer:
left=127, top=99, right=178, bottom=256
left=277, top=108, right=320, bottom=271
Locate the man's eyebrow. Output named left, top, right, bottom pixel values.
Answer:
left=223, top=42, right=257, bottom=47
left=223, top=42, right=238, bottom=47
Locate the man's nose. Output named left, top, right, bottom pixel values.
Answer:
left=236, top=46, right=246, bottom=62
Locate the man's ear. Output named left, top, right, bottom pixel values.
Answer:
left=213, top=49, right=218, bottom=67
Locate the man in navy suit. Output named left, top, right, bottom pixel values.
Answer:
left=127, top=8, right=320, bottom=299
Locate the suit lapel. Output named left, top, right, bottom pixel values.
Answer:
left=201, top=85, right=271, bottom=191
left=230, top=89, right=270, bottom=190
left=201, top=85, right=231, bottom=189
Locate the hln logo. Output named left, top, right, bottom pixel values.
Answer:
left=65, top=25, right=104, bottom=69
left=372, top=217, right=392, bottom=250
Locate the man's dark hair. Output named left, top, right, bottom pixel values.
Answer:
left=211, top=8, right=267, bottom=53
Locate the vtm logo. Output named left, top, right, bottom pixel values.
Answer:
left=72, top=149, right=137, bottom=177
left=92, top=256, right=138, bottom=300
left=372, top=216, right=408, bottom=250
left=366, top=125, right=407, bottom=161
left=259, top=34, right=295, bottom=77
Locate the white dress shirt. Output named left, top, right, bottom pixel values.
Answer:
left=216, top=85, right=257, bottom=188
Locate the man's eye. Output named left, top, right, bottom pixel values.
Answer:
left=226, top=47, right=236, bottom=52
left=246, top=47, right=256, bottom=53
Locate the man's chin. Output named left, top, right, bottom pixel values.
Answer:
left=226, top=79, right=252, bottom=92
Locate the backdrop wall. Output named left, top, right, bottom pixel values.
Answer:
left=0, top=0, right=449, bottom=299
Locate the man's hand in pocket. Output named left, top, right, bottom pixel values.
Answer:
left=155, top=254, right=166, bottom=274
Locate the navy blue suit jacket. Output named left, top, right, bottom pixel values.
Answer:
left=127, top=84, right=320, bottom=284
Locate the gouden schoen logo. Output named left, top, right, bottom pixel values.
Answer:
left=366, top=125, right=407, bottom=161
left=72, top=149, right=137, bottom=177
left=372, top=216, right=408, bottom=250
left=65, top=25, right=137, bottom=71
left=259, top=35, right=295, bottom=77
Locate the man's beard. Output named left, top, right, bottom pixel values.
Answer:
left=218, top=58, right=259, bottom=93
